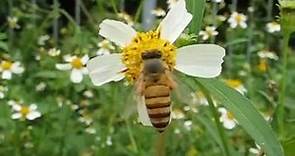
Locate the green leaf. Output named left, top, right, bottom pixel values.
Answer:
left=196, top=78, right=284, bottom=156
left=186, top=0, right=206, bottom=34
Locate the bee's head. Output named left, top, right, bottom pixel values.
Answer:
left=141, top=50, right=162, bottom=60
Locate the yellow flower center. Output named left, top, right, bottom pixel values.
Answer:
left=226, top=111, right=234, bottom=120
left=122, top=31, right=176, bottom=83
left=1, top=61, right=13, bottom=70
left=71, top=58, right=83, bottom=69
left=258, top=59, right=268, bottom=72
left=226, top=79, right=242, bottom=88
left=235, top=15, right=243, bottom=24
left=20, top=106, right=30, bottom=117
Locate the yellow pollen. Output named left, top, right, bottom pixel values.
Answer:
left=226, top=79, right=242, bottom=88
left=20, top=106, right=30, bottom=117
left=1, top=61, right=13, bottom=70
left=71, top=58, right=83, bottom=69
left=122, top=31, right=176, bottom=83
left=226, top=111, right=234, bottom=120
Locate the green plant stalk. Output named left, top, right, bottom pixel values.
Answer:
left=75, top=0, right=81, bottom=25
left=125, top=119, right=139, bottom=153
left=277, top=0, right=295, bottom=138
left=186, top=0, right=206, bottom=35
left=134, top=0, right=144, bottom=24
left=155, top=132, right=166, bottom=156
left=195, top=80, right=230, bottom=156
left=8, top=0, right=13, bottom=50
left=53, top=0, right=59, bottom=43
left=111, top=0, right=119, bottom=14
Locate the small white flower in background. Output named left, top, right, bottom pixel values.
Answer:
left=24, top=142, right=34, bottom=149
left=106, top=136, right=112, bottom=146
left=83, top=90, right=94, bottom=98
left=151, top=8, right=166, bottom=17
left=56, top=55, right=89, bottom=83
left=258, top=50, right=278, bottom=60
left=262, top=112, right=272, bottom=122
left=195, top=91, right=209, bottom=106
left=7, top=16, right=20, bottom=29
left=174, top=128, right=180, bottom=134
left=11, top=102, right=41, bottom=121
left=199, top=26, right=219, bottom=41
left=35, top=82, right=46, bottom=92
left=78, top=113, right=93, bottom=126
left=249, top=144, right=265, bottom=156
left=218, top=107, right=237, bottom=129
left=0, top=86, right=8, bottom=99
left=266, top=21, right=280, bottom=33
left=96, top=40, right=114, bottom=56
left=212, top=0, right=223, bottom=3
left=48, top=48, right=61, bottom=57
left=228, top=12, right=247, bottom=29
left=38, top=35, right=50, bottom=46
left=85, top=127, right=96, bottom=134
left=172, top=109, right=185, bottom=119
left=0, top=60, right=24, bottom=80
left=225, top=79, right=247, bottom=95
left=184, top=120, right=193, bottom=131
left=117, top=12, right=134, bottom=26
left=167, top=0, right=179, bottom=9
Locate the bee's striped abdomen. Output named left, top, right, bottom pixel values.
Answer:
left=144, top=85, right=171, bottom=133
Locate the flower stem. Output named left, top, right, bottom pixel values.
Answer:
left=125, top=119, right=138, bottom=153
left=195, top=80, right=230, bottom=156
left=111, top=0, right=119, bottom=14
left=155, top=132, right=166, bottom=156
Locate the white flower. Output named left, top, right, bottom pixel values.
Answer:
left=88, top=0, right=225, bottom=127
left=35, top=82, right=46, bottom=92
left=228, top=12, right=247, bottom=29
left=38, top=35, right=50, bottom=46
left=199, top=26, right=219, bottom=41
left=217, top=15, right=227, bottom=22
left=0, top=60, right=24, bottom=80
left=151, top=8, right=167, bottom=17
left=83, top=90, right=94, bottom=98
left=266, top=22, right=280, bottom=33
left=106, top=136, right=112, bottom=146
left=212, top=0, right=223, bottom=3
left=11, top=103, right=41, bottom=121
left=184, top=120, right=192, bottom=130
left=249, top=144, right=265, bottom=156
left=96, top=40, right=114, bottom=56
left=85, top=127, right=96, bottom=134
left=172, top=109, right=185, bottom=119
left=0, top=86, right=8, bottom=99
left=48, top=48, right=61, bottom=57
left=258, top=50, right=278, bottom=60
left=56, top=55, right=89, bottom=83
left=225, top=79, right=247, bottom=95
left=7, top=16, right=20, bottom=29
left=218, top=107, right=237, bottom=129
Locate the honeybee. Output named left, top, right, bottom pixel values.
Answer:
left=135, top=50, right=177, bottom=132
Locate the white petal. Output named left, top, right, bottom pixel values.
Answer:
left=240, top=22, right=247, bottom=29
left=56, top=63, right=72, bottom=70
left=159, top=0, right=192, bottom=43
left=71, top=69, right=83, bottom=83
left=29, top=104, right=37, bottom=110
left=63, top=55, right=73, bottom=62
left=99, top=19, right=137, bottom=47
left=249, top=148, right=260, bottom=154
left=175, top=44, right=225, bottom=78
left=137, top=96, right=152, bottom=126
left=11, top=62, right=24, bottom=74
left=218, top=107, right=227, bottom=115
left=12, top=104, right=22, bottom=111
left=2, top=71, right=12, bottom=79
left=81, top=55, right=89, bottom=64
left=11, top=113, right=22, bottom=119
left=26, top=111, right=41, bottom=120
left=87, top=54, right=125, bottom=86
left=223, top=120, right=236, bottom=129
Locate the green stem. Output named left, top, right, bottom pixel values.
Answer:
left=111, top=0, right=119, bottom=14
left=155, top=132, right=166, bottom=156
left=196, top=80, right=230, bottom=156
left=134, top=0, right=144, bottom=23
left=125, top=119, right=138, bottom=153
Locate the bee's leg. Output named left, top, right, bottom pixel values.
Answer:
left=165, top=70, right=177, bottom=90
left=135, top=73, right=145, bottom=95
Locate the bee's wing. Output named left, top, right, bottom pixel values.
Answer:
left=136, top=95, right=152, bottom=126
left=175, top=44, right=225, bottom=78
left=87, top=54, right=126, bottom=86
